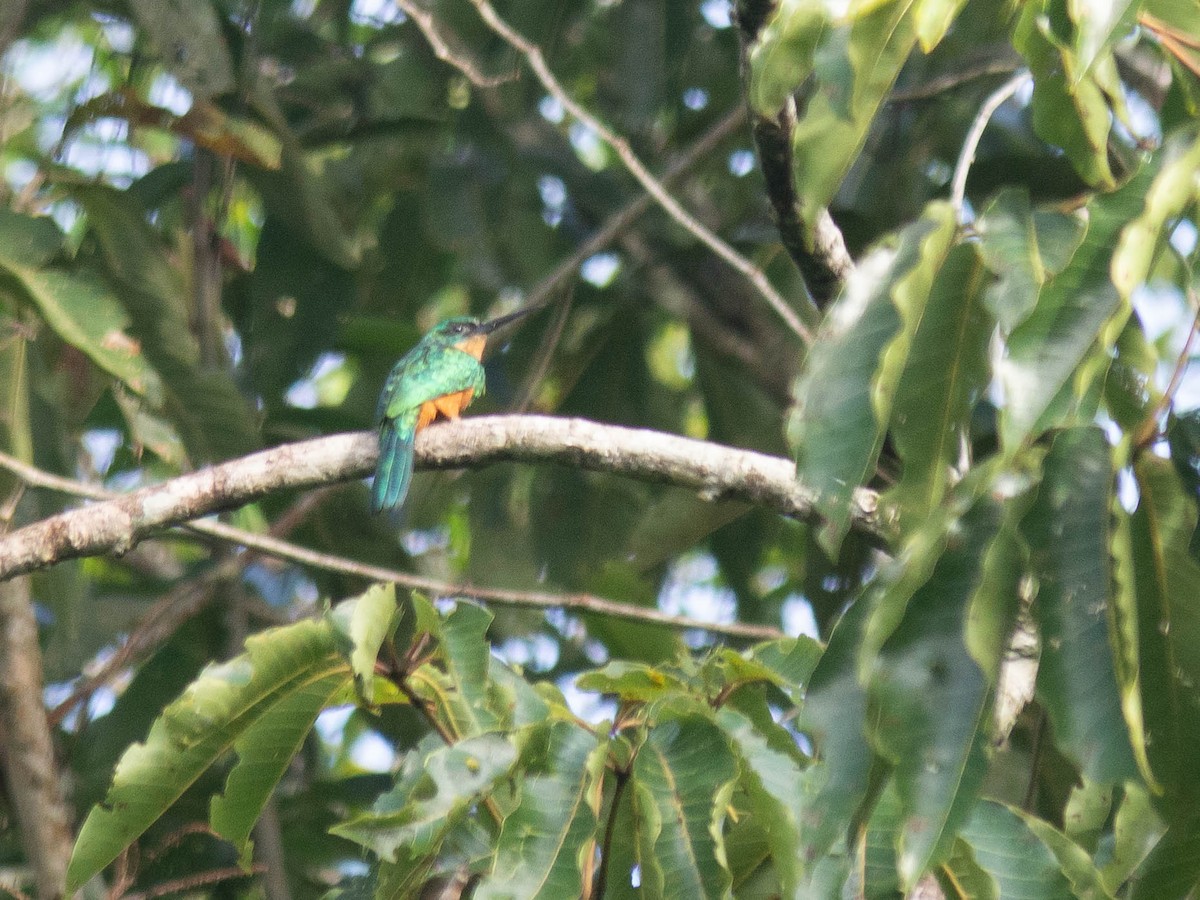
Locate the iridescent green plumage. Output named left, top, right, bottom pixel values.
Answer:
left=372, top=308, right=535, bottom=513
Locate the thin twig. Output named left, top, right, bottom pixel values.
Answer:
left=593, top=766, right=630, bottom=899
left=515, top=284, right=573, bottom=411
left=888, top=58, right=1023, bottom=102
left=523, top=104, right=748, bottom=314
left=45, top=490, right=332, bottom=727
left=1137, top=279, right=1200, bottom=447
left=950, top=70, right=1031, bottom=224
left=465, top=0, right=813, bottom=342
left=123, top=865, right=265, bottom=900
left=394, top=0, right=517, bottom=88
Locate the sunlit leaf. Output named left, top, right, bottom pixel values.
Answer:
left=1111, top=128, right=1200, bottom=299
left=1128, top=456, right=1200, bottom=817
left=789, top=3, right=920, bottom=229
left=211, top=671, right=347, bottom=867
left=747, top=0, right=828, bottom=114
left=67, top=619, right=348, bottom=890
left=887, top=244, right=991, bottom=533
left=1014, top=2, right=1116, bottom=187
left=1000, top=162, right=1158, bottom=447
left=332, top=733, right=519, bottom=862
left=631, top=715, right=738, bottom=898
left=329, top=582, right=399, bottom=705
left=474, top=723, right=604, bottom=899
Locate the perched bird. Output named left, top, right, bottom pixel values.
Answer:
left=371, top=307, right=535, bottom=513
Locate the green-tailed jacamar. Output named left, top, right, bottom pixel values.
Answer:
left=371, top=307, right=535, bottom=513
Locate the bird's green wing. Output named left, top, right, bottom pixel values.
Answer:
left=381, top=346, right=485, bottom=420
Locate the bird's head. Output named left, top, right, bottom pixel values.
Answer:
left=426, top=307, right=538, bottom=360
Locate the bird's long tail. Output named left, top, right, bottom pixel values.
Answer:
left=372, top=410, right=417, bottom=513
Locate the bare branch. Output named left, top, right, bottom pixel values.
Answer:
left=0, top=416, right=886, bottom=581
left=394, top=0, right=516, bottom=88
left=464, top=0, right=814, bottom=342
left=747, top=97, right=853, bottom=309
left=522, top=103, right=749, bottom=313
left=888, top=58, right=1022, bottom=102
left=734, top=2, right=853, bottom=309
left=0, top=577, right=73, bottom=899
left=951, top=70, right=1031, bottom=224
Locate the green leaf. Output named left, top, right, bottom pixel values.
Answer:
left=1014, top=3, right=1116, bottom=188
left=796, top=596, right=877, bottom=876
left=1018, top=812, right=1113, bottom=899
left=789, top=3, right=920, bottom=230
left=67, top=618, right=347, bottom=890
left=887, top=244, right=991, bottom=533
left=127, top=0, right=234, bottom=100
left=434, top=601, right=505, bottom=737
left=1128, top=456, right=1200, bottom=816
left=864, top=482, right=1012, bottom=883
left=856, top=781, right=904, bottom=900
left=1127, top=816, right=1200, bottom=900
left=631, top=715, right=738, bottom=899
left=1102, top=784, right=1166, bottom=894
left=1110, top=450, right=1160, bottom=791
left=747, top=636, right=823, bottom=703
left=0, top=227, right=161, bottom=400
left=913, top=0, right=970, bottom=51
left=1111, top=128, right=1200, bottom=299
left=211, top=670, right=347, bottom=867
left=1021, top=428, right=1138, bottom=784
left=576, top=660, right=691, bottom=703
left=1068, top=0, right=1139, bottom=77
left=72, top=185, right=260, bottom=461
left=747, top=0, right=829, bottom=114
left=790, top=202, right=957, bottom=555
left=976, top=188, right=1088, bottom=334
left=328, top=583, right=399, bottom=705
left=474, top=722, right=604, bottom=899
left=0, top=208, right=63, bottom=268
left=332, top=733, right=519, bottom=862
left=718, top=705, right=807, bottom=896
left=999, top=161, right=1158, bottom=447
left=938, top=837, right=998, bottom=899
left=867, top=492, right=1003, bottom=886
left=959, top=801, right=1077, bottom=899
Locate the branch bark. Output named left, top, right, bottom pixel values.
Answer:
left=734, top=0, right=853, bottom=310
left=0, top=416, right=886, bottom=580
left=0, top=576, right=73, bottom=898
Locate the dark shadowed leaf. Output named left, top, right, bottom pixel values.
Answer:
left=1021, top=428, right=1137, bottom=784
left=790, top=202, right=956, bottom=554
left=867, top=493, right=1003, bottom=887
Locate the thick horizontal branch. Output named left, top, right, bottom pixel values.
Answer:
left=0, top=416, right=885, bottom=579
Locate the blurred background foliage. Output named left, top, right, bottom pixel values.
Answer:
left=2, top=0, right=1200, bottom=896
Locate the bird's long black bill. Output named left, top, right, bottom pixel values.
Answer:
left=476, top=303, right=542, bottom=335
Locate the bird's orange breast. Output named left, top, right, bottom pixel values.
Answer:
left=416, top=387, right=476, bottom=433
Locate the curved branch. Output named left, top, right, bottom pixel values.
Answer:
left=0, top=416, right=886, bottom=580
left=734, top=2, right=853, bottom=309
